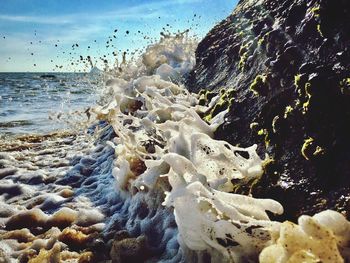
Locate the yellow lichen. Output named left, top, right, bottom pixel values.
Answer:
left=284, top=105, right=293, bottom=119
left=302, top=83, right=312, bottom=114
left=203, top=88, right=234, bottom=123
left=301, top=137, right=325, bottom=160
left=310, top=5, right=320, bottom=17
left=313, top=146, right=325, bottom=157
left=204, top=113, right=213, bottom=122
left=294, top=74, right=301, bottom=88
left=317, top=24, right=324, bottom=37
left=257, top=129, right=270, bottom=147
left=301, top=137, right=314, bottom=160
left=238, top=43, right=250, bottom=71
left=262, top=158, right=275, bottom=172
left=258, top=37, right=265, bottom=46
left=250, top=74, right=268, bottom=96
left=239, top=52, right=248, bottom=71
left=257, top=129, right=266, bottom=136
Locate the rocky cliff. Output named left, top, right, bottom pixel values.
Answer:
left=187, top=0, right=350, bottom=221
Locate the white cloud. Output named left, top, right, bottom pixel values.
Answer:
left=0, top=14, right=72, bottom=24
left=0, top=0, right=202, bottom=25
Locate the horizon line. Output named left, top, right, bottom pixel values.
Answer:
left=0, top=71, right=90, bottom=73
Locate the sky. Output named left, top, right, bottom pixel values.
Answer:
left=0, top=0, right=238, bottom=72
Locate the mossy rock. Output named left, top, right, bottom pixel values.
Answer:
left=249, top=75, right=269, bottom=96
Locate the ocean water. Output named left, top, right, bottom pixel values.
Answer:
left=0, top=72, right=102, bottom=137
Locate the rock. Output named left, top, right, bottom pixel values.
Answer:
left=110, top=233, right=151, bottom=263
left=186, top=0, right=350, bottom=221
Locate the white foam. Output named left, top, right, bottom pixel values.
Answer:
left=1, top=32, right=350, bottom=263
left=93, top=33, right=350, bottom=262
left=260, top=210, right=350, bottom=263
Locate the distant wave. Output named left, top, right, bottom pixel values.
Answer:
left=0, top=119, right=33, bottom=128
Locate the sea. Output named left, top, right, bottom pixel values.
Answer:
left=0, top=72, right=103, bottom=138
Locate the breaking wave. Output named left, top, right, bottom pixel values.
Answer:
left=0, top=32, right=350, bottom=263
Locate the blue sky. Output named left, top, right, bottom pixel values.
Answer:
left=0, top=0, right=237, bottom=72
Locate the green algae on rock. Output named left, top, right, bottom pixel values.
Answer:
left=187, top=0, right=350, bottom=222
left=250, top=74, right=268, bottom=96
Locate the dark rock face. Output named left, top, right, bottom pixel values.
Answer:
left=187, top=0, right=350, bottom=221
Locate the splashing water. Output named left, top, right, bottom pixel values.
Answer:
left=1, top=33, right=350, bottom=263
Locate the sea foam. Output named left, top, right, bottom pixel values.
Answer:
left=1, top=33, right=350, bottom=263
